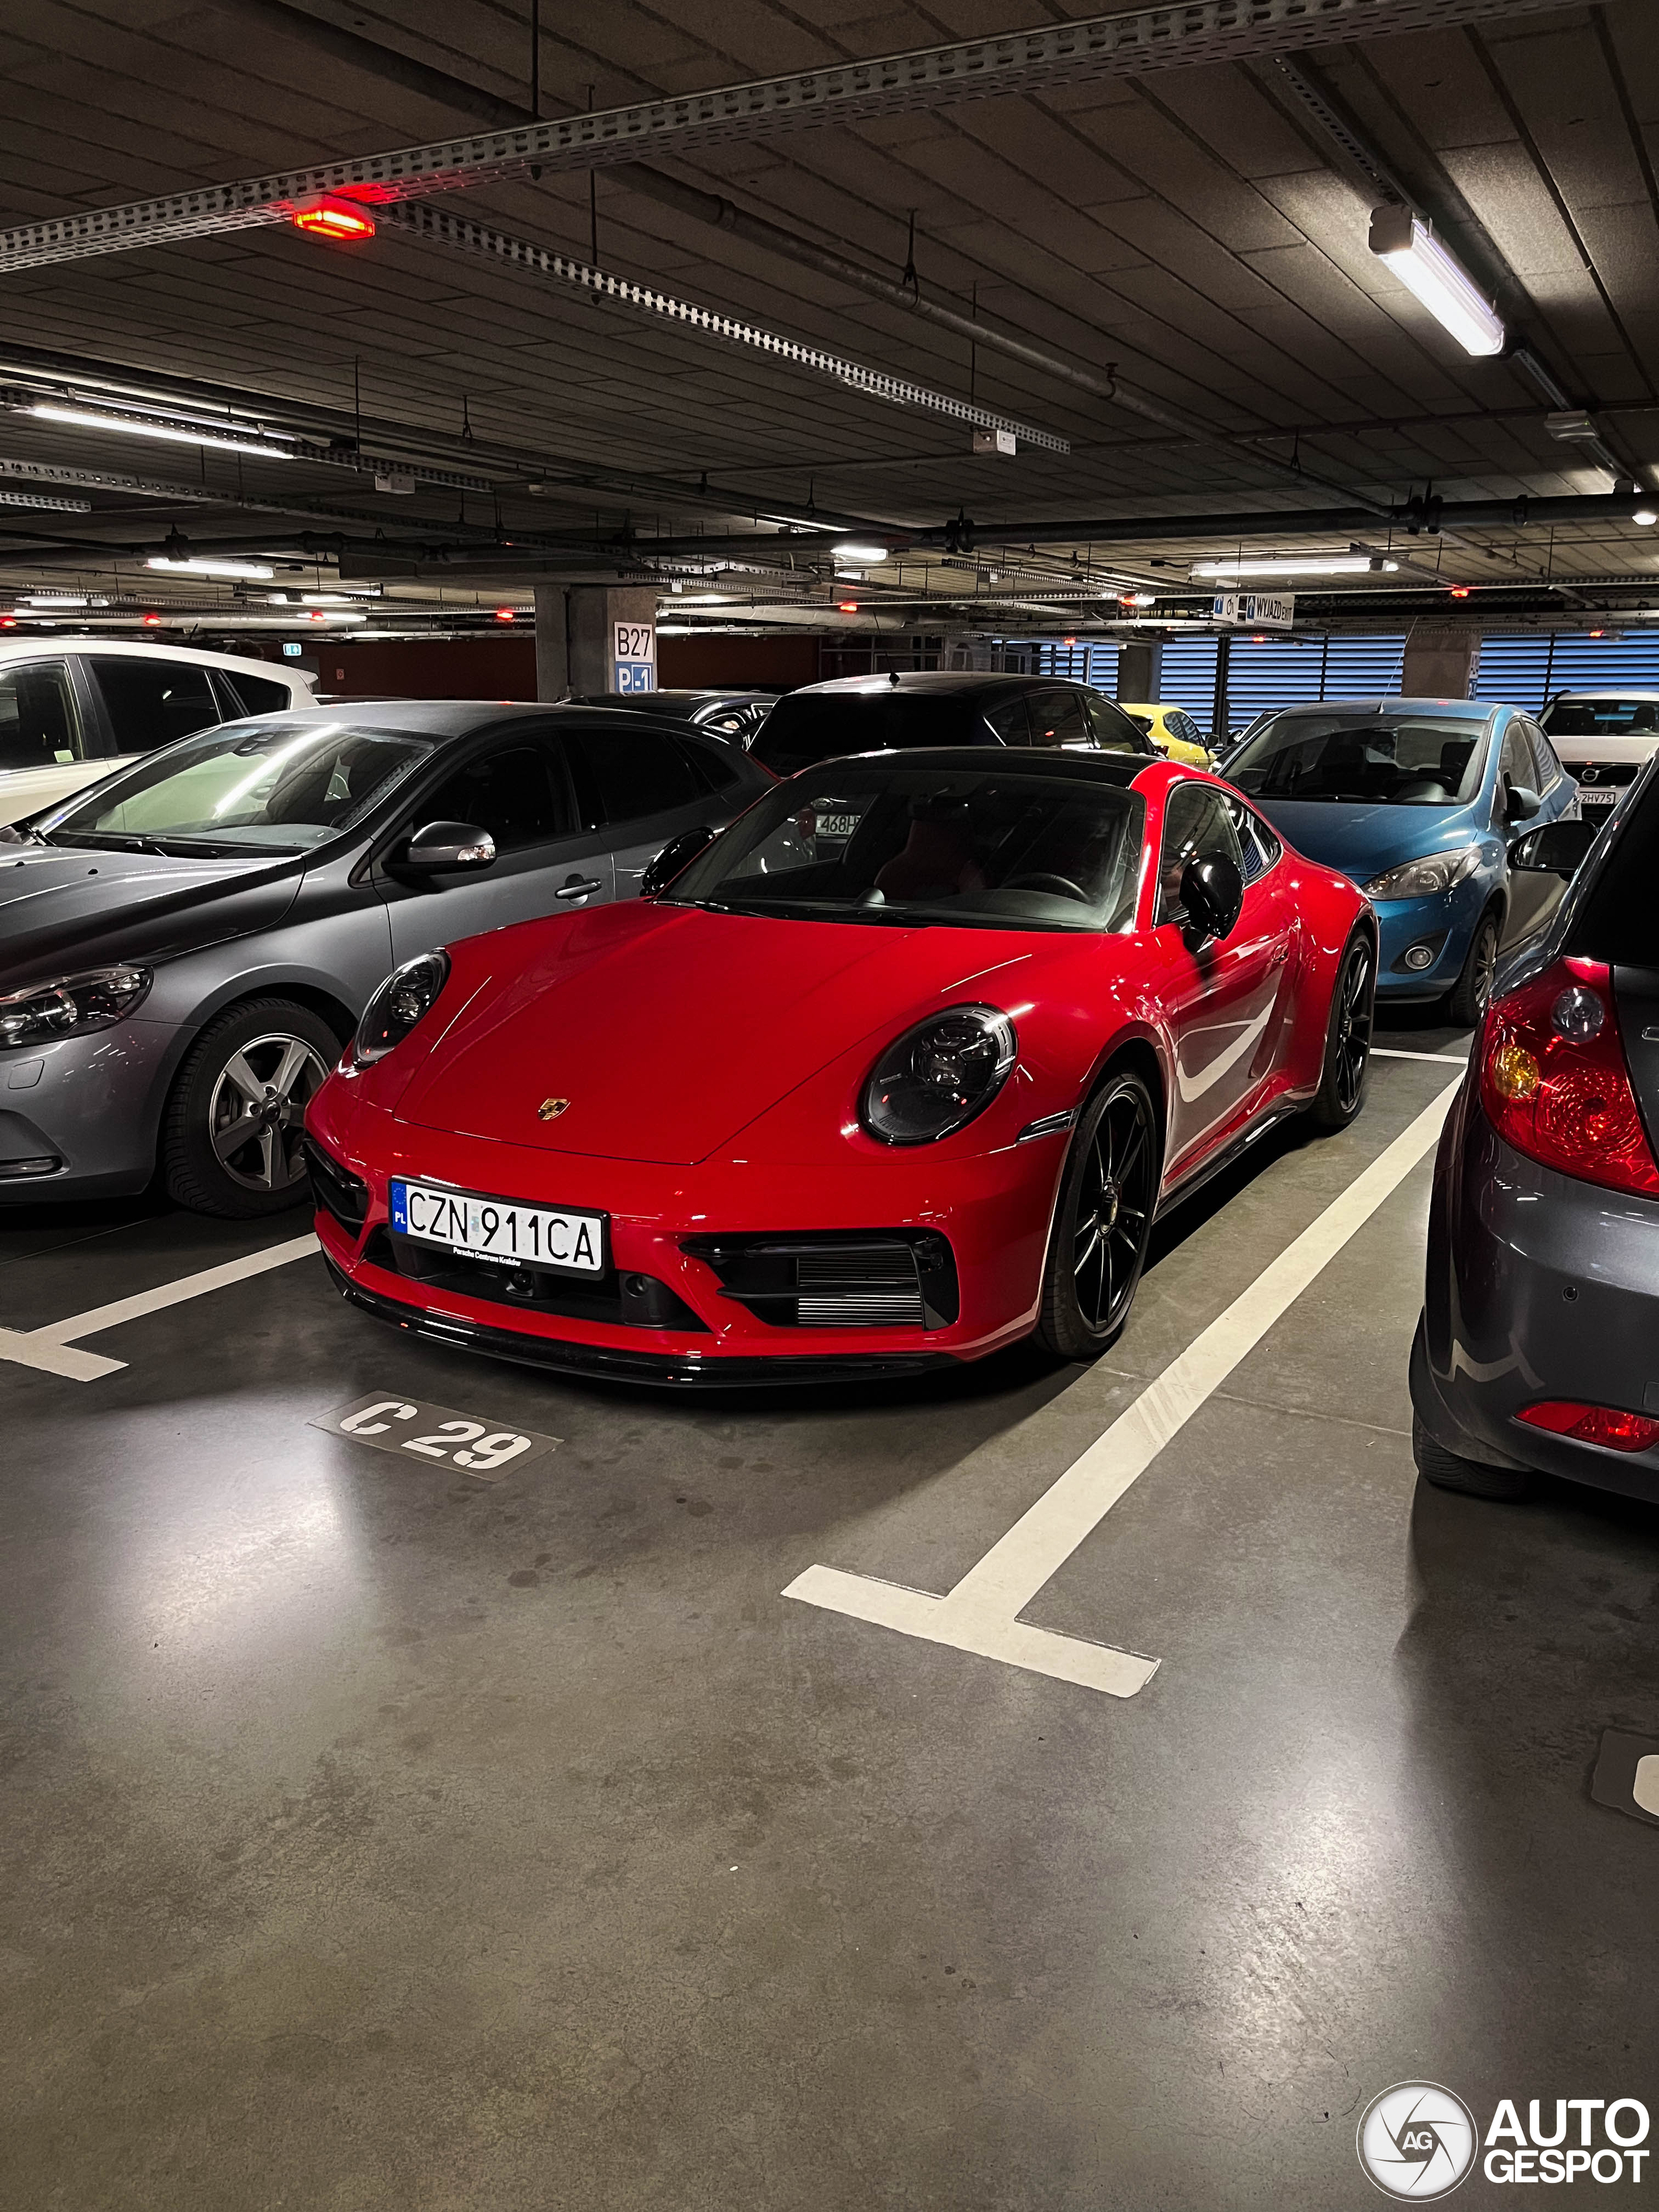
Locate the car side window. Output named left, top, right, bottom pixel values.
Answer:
left=87, top=657, right=223, bottom=754
left=218, top=669, right=292, bottom=716
left=1170, top=711, right=1204, bottom=749
left=1158, top=782, right=1245, bottom=924
left=1221, top=793, right=1282, bottom=883
left=1028, top=689, right=1089, bottom=749
left=1522, top=718, right=1564, bottom=795
left=1498, top=719, right=1533, bottom=798
left=679, top=734, right=745, bottom=795
left=0, top=660, right=87, bottom=772
left=1084, top=693, right=1148, bottom=753
left=982, top=695, right=1032, bottom=745
left=418, top=741, right=572, bottom=851
left=566, top=725, right=703, bottom=827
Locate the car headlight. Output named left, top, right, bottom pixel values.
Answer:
left=354, top=951, right=450, bottom=1066
left=0, top=964, right=152, bottom=1047
left=1363, top=844, right=1483, bottom=901
left=860, top=1005, right=1017, bottom=1146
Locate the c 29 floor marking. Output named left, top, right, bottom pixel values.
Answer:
left=785, top=1074, right=1463, bottom=1698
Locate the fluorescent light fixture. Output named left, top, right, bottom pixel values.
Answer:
left=1368, top=206, right=1505, bottom=358
left=832, top=541, right=888, bottom=561
left=21, top=594, right=100, bottom=607
left=28, top=403, right=294, bottom=460
left=1192, top=557, right=1397, bottom=579
left=1634, top=508, right=1658, bottom=526
left=146, top=557, right=275, bottom=580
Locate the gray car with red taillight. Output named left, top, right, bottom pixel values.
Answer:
left=1411, top=767, right=1659, bottom=1500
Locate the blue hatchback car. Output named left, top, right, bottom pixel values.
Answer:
left=1221, top=698, right=1578, bottom=1022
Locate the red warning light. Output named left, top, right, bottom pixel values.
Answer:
left=141, top=612, right=161, bottom=626
left=0, top=616, right=15, bottom=629
left=1589, top=628, right=1608, bottom=638
left=837, top=600, right=859, bottom=614
left=494, top=608, right=517, bottom=623
left=1063, top=635, right=1076, bottom=646
left=291, top=195, right=377, bottom=242
left=1448, top=585, right=1471, bottom=599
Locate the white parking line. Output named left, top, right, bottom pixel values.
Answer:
left=1373, top=1047, right=1469, bottom=1063
left=0, top=1233, right=319, bottom=1380
left=785, top=1077, right=1463, bottom=1698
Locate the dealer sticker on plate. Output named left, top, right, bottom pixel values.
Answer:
left=391, top=1178, right=605, bottom=1274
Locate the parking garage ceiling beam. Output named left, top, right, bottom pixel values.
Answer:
left=0, top=0, right=1571, bottom=274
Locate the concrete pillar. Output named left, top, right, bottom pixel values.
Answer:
left=567, top=586, right=658, bottom=695
left=533, top=585, right=569, bottom=700
left=1401, top=625, right=1479, bottom=699
left=1115, top=640, right=1163, bottom=702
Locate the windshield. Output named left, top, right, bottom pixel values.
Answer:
left=1542, top=698, right=1659, bottom=737
left=751, top=693, right=979, bottom=775
left=1224, top=706, right=1491, bottom=806
left=38, top=719, right=432, bottom=854
left=669, top=762, right=1144, bottom=933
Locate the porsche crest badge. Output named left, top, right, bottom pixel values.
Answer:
left=538, top=1097, right=570, bottom=1121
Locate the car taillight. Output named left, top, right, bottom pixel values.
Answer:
left=1517, top=1401, right=1659, bottom=1452
left=1479, top=955, right=1659, bottom=1196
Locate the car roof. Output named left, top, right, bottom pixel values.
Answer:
left=1549, top=690, right=1659, bottom=702
left=1260, top=695, right=1495, bottom=721
left=568, top=688, right=776, bottom=707
left=222, top=699, right=668, bottom=738
left=776, top=743, right=1146, bottom=788
left=0, top=636, right=313, bottom=681
left=795, top=670, right=1078, bottom=697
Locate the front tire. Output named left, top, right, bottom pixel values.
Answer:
left=1307, top=929, right=1375, bottom=1130
left=161, top=998, right=340, bottom=1218
left=1412, top=1414, right=1535, bottom=1500
left=1447, top=907, right=1500, bottom=1027
left=1038, top=1068, right=1160, bottom=1360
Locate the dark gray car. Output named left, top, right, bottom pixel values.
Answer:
left=1410, top=784, right=1659, bottom=1500
left=0, top=701, right=772, bottom=1217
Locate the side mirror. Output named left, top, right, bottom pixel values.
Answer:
left=1504, top=783, right=1542, bottom=825
left=642, top=824, right=715, bottom=898
left=1512, top=819, right=1598, bottom=878
left=400, top=820, right=496, bottom=872
left=1181, top=852, right=1244, bottom=944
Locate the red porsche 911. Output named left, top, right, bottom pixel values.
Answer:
left=305, top=750, right=1375, bottom=1386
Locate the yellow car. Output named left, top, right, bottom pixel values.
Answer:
left=1120, top=703, right=1211, bottom=767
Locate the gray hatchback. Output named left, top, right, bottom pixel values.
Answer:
left=0, top=701, right=772, bottom=1215
left=1411, top=779, right=1659, bottom=1501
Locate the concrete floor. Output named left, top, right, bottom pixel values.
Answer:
left=5, top=1012, right=1658, bottom=2210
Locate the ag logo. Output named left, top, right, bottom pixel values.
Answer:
left=537, top=1097, right=570, bottom=1121
left=1357, top=2082, right=1478, bottom=2200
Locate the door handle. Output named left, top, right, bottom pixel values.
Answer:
left=555, top=876, right=604, bottom=902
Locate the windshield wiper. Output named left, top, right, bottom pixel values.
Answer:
left=44, top=829, right=171, bottom=854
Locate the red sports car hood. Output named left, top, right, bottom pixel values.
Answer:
left=393, top=900, right=1050, bottom=1165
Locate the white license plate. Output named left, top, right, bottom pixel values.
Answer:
left=390, top=1179, right=605, bottom=1274
left=815, top=811, right=861, bottom=837
left=1579, top=787, right=1618, bottom=806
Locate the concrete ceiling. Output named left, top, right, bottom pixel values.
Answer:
left=1, top=0, right=1656, bottom=642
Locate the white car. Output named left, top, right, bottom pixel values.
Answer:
left=1537, top=690, right=1659, bottom=818
left=0, top=640, right=316, bottom=824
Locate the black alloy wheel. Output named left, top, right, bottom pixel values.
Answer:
left=1309, top=931, right=1375, bottom=1130
left=161, top=997, right=342, bottom=1218
left=1038, top=1068, right=1159, bottom=1359
left=1448, top=909, right=1500, bottom=1028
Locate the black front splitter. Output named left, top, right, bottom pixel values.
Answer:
left=324, top=1255, right=962, bottom=1390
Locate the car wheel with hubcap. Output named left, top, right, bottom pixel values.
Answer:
left=1038, top=1067, right=1160, bottom=1360
left=1447, top=907, right=1500, bottom=1027
left=161, top=998, right=340, bottom=1218
left=1308, top=929, right=1375, bottom=1130
left=1412, top=1413, right=1535, bottom=1501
